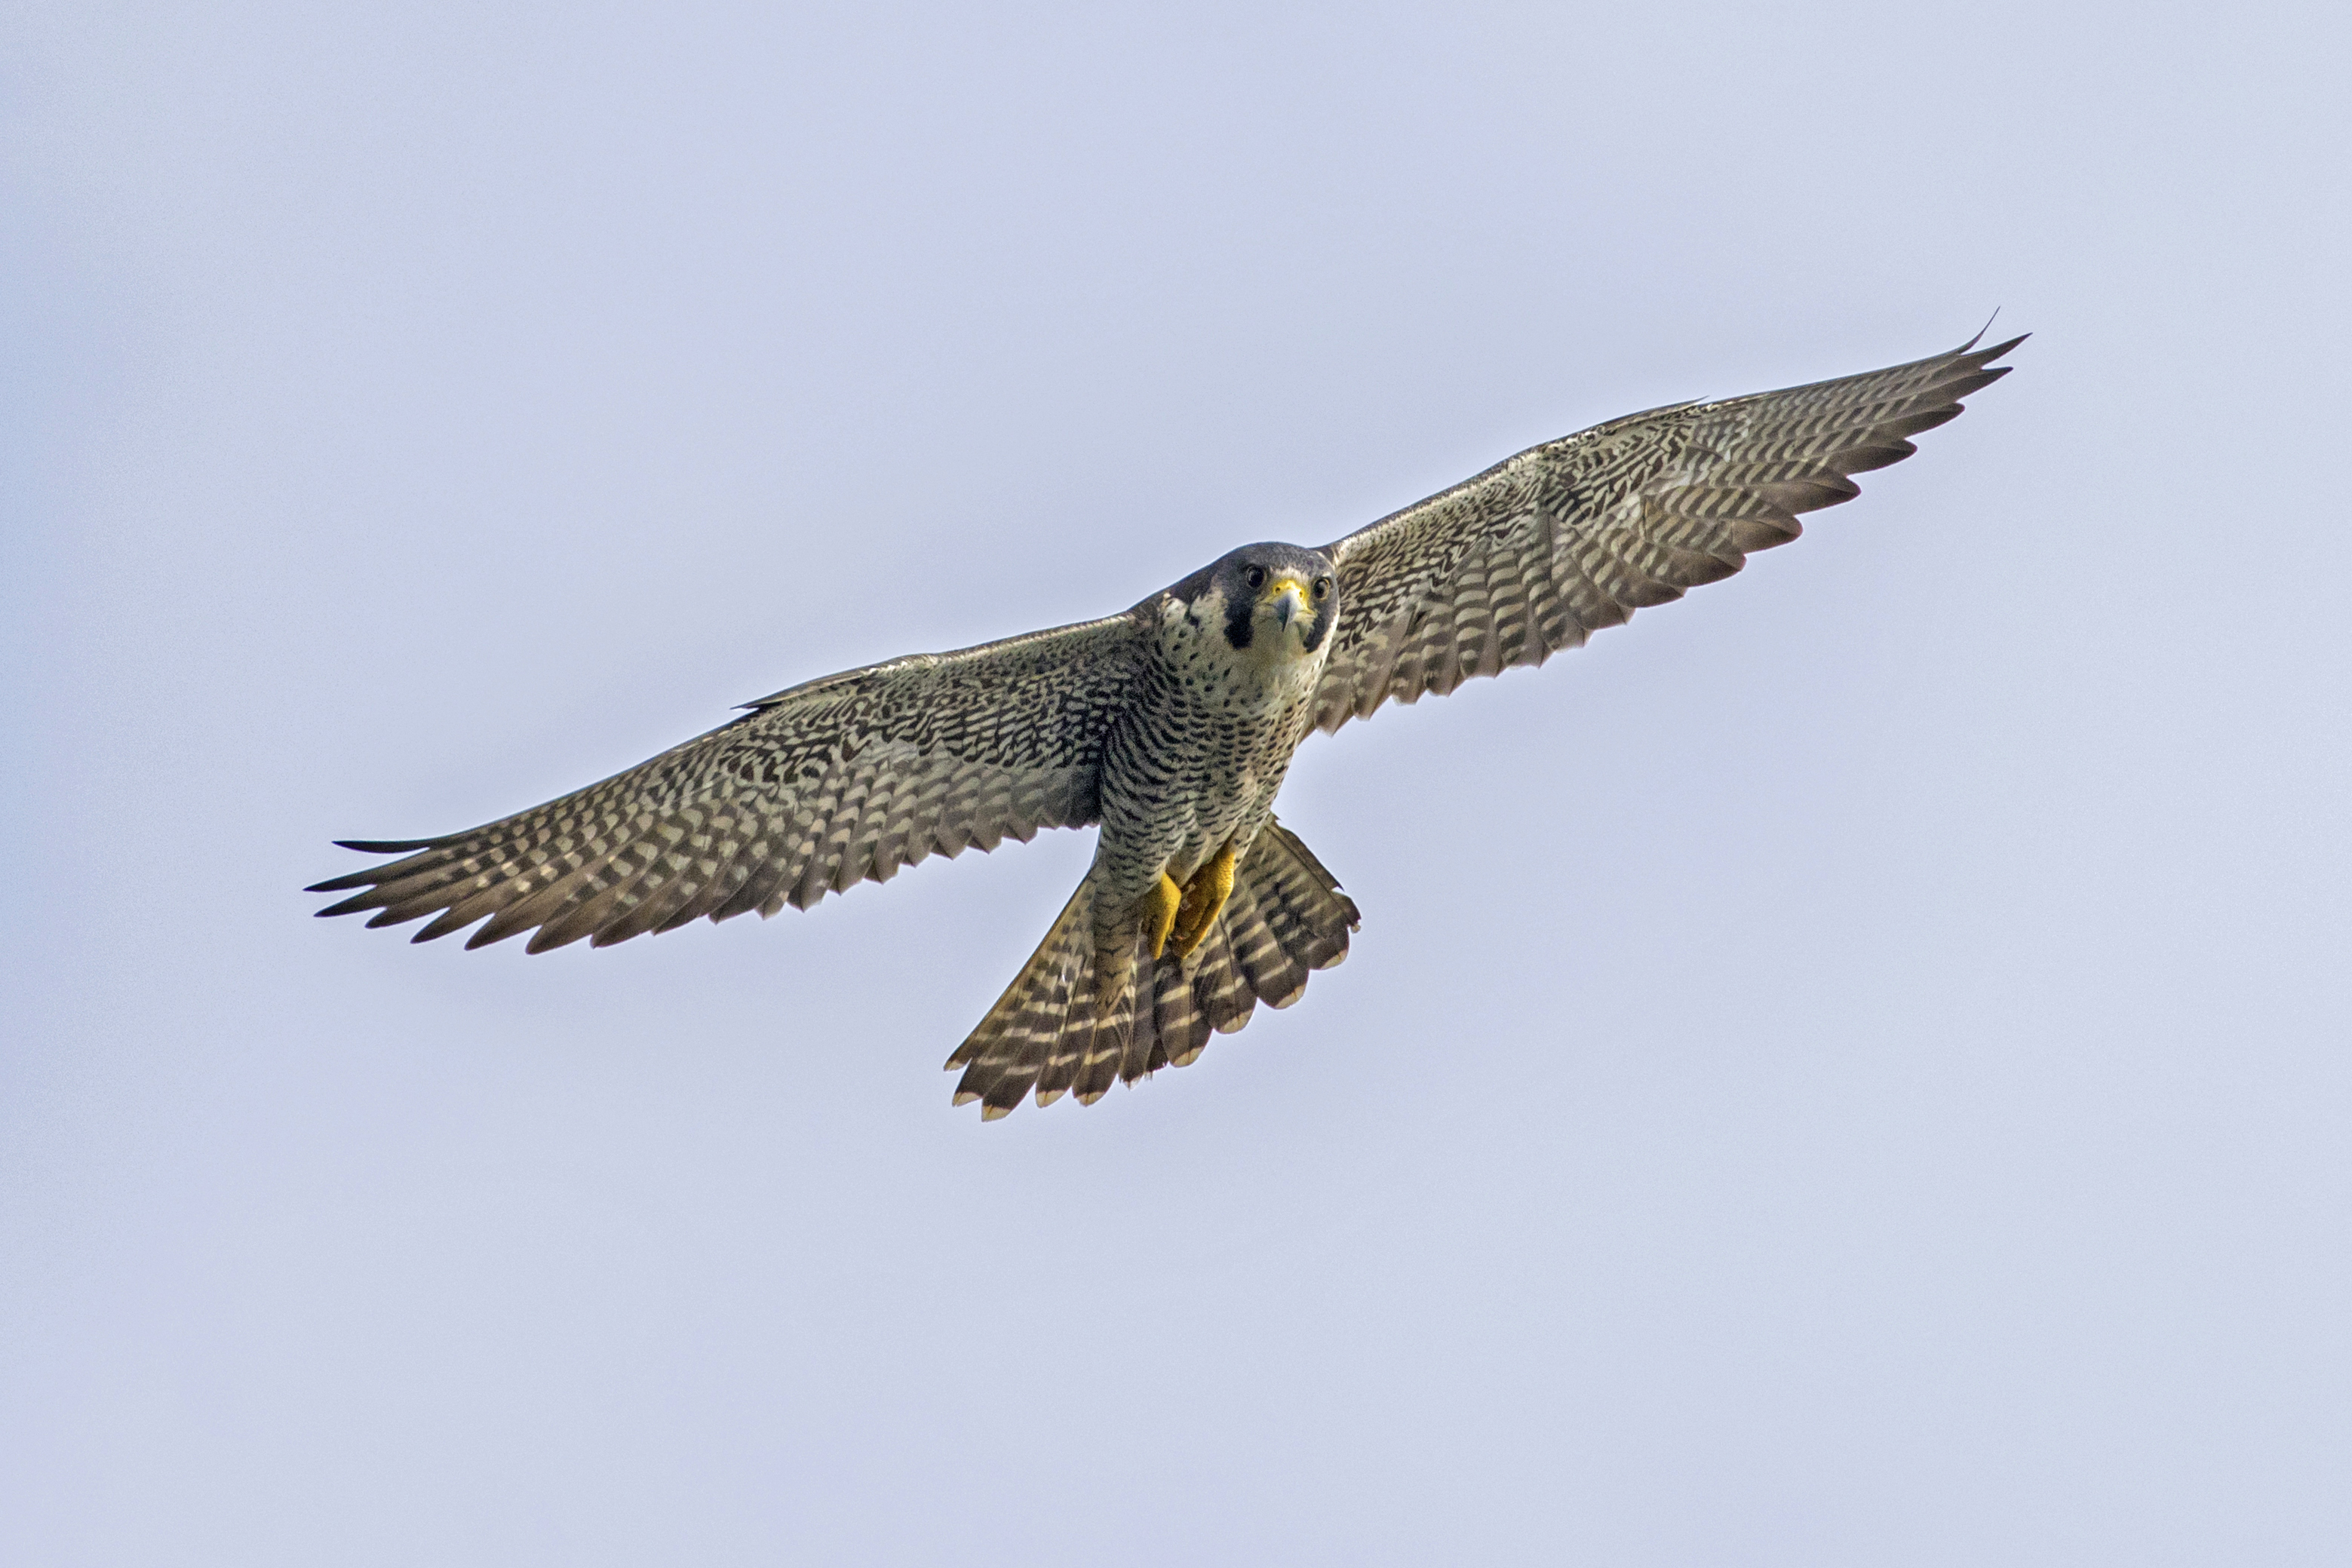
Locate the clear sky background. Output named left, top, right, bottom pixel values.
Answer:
left=5, top=3, right=2348, bottom=1563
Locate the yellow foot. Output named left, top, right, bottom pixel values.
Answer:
left=1170, top=840, right=1238, bottom=960
left=1140, top=870, right=1183, bottom=960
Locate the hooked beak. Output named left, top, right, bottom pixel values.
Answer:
left=1264, top=576, right=1309, bottom=629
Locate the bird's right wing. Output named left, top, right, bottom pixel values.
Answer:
left=1310, top=333, right=2022, bottom=732
left=309, top=614, right=1149, bottom=952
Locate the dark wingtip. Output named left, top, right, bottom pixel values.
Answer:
left=311, top=836, right=447, bottom=894
left=1957, top=307, right=2028, bottom=358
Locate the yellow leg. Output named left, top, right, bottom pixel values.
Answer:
left=1170, top=841, right=1238, bottom=960
left=1139, top=870, right=1184, bottom=960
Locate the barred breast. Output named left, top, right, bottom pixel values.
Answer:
left=1093, top=590, right=1328, bottom=908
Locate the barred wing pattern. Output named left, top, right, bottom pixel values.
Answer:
left=309, top=615, right=1149, bottom=951
left=1311, top=334, right=2022, bottom=732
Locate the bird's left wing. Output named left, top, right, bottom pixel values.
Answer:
left=1310, top=333, right=2022, bottom=732
left=309, top=614, right=1148, bottom=952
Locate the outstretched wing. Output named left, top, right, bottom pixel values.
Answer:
left=1310, top=333, right=2022, bottom=732
left=309, top=614, right=1148, bottom=952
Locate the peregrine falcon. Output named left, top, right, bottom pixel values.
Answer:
left=311, top=332, right=2021, bottom=1118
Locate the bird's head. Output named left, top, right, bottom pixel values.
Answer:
left=1208, top=543, right=1339, bottom=661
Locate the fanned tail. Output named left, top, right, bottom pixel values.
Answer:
left=946, top=819, right=1360, bottom=1119
left=947, top=878, right=1101, bottom=1120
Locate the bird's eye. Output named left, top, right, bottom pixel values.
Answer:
left=1312, top=576, right=1332, bottom=600
left=1244, top=565, right=1267, bottom=590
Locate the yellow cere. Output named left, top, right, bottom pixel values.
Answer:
left=1261, top=576, right=1310, bottom=606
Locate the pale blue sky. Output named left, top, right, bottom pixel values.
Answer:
left=5, top=3, right=2349, bottom=1564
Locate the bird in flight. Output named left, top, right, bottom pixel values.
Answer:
left=312, top=331, right=2021, bottom=1118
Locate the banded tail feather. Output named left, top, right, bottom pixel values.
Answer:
left=947, top=820, right=1361, bottom=1119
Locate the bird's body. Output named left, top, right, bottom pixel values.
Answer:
left=1097, top=548, right=1334, bottom=950
left=312, top=332, right=2021, bottom=1118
